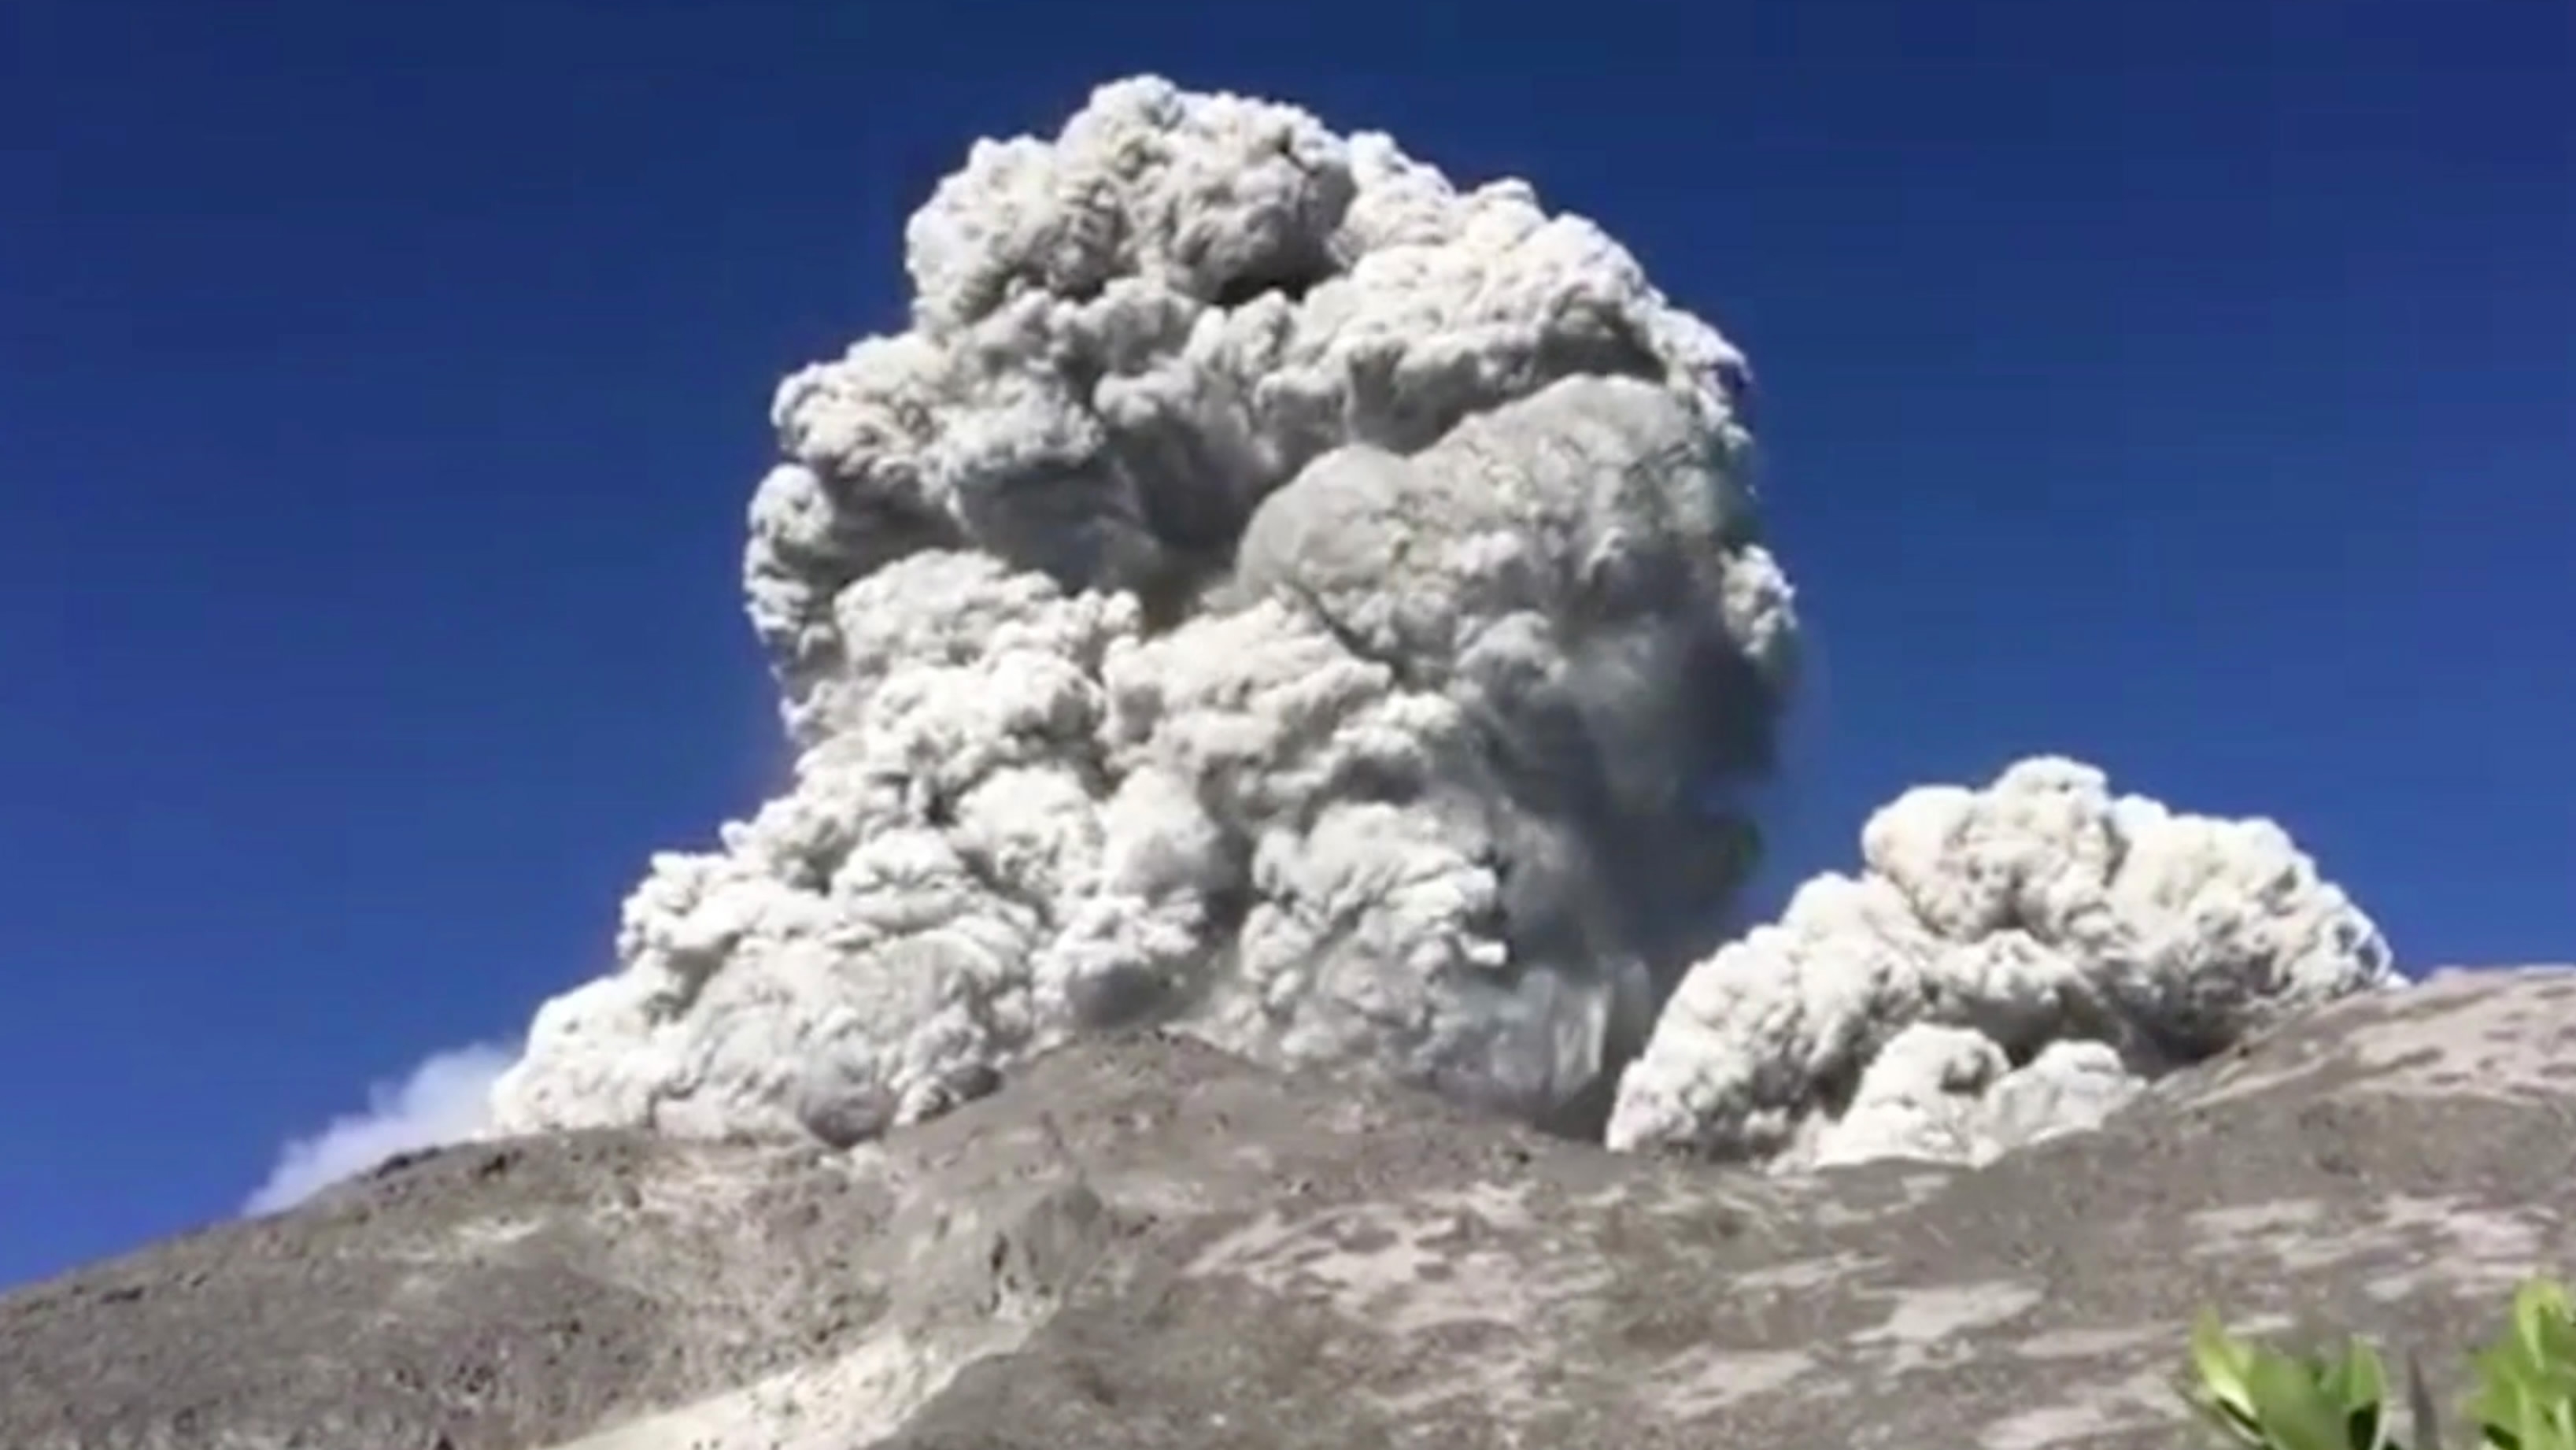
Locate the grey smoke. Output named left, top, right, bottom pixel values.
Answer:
left=481, top=77, right=2400, bottom=1173
left=1610, top=756, right=2400, bottom=1169
left=489, top=76, right=1798, bottom=1145
left=246, top=1043, right=513, bottom=1214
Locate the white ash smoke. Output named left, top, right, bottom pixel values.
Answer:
left=488, top=76, right=1798, bottom=1145
left=1609, top=756, right=2403, bottom=1170
left=246, top=1044, right=513, bottom=1215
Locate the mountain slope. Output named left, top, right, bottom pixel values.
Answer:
left=3, top=966, right=2569, bottom=1449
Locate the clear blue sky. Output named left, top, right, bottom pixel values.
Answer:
left=3, top=0, right=2567, bottom=1288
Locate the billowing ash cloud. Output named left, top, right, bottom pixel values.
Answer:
left=1610, top=756, right=2401, bottom=1170
left=488, top=76, right=1798, bottom=1145
left=246, top=1043, right=513, bottom=1215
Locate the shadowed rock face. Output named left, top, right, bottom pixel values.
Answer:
left=3, top=967, right=2572, bottom=1450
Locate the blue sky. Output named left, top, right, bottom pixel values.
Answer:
left=2, top=0, right=2567, bottom=1287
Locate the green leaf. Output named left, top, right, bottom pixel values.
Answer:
left=2191, top=1309, right=2270, bottom=1444
left=2472, top=1324, right=2576, bottom=1450
left=2327, top=1339, right=2392, bottom=1450
left=2515, top=1281, right=2576, bottom=1404
left=2469, top=1348, right=2576, bottom=1450
left=2177, top=1281, right=2576, bottom=1450
left=2250, top=1348, right=2363, bottom=1450
left=2509, top=1385, right=2574, bottom=1450
left=2512, top=1281, right=2574, bottom=1374
left=2467, top=1343, right=2527, bottom=1440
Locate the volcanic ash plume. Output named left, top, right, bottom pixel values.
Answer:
left=487, top=76, right=1798, bottom=1145
left=1608, top=756, right=2402, bottom=1170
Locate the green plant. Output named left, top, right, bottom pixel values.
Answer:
left=2182, top=1278, right=2576, bottom=1450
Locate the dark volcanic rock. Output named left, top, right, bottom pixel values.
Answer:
left=0, top=1130, right=903, bottom=1449
left=2, top=966, right=2571, bottom=1450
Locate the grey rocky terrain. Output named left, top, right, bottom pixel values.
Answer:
left=3, top=963, right=2568, bottom=1449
